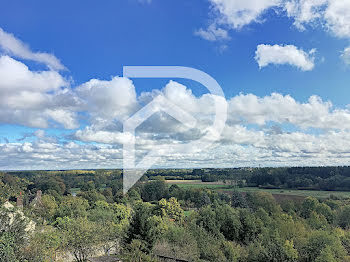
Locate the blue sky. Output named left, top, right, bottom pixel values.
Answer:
left=1, top=0, right=349, bottom=102
left=1, top=0, right=350, bottom=169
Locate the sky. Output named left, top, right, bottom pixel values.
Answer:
left=0, top=0, right=350, bottom=169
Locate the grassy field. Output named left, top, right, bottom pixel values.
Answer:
left=70, top=180, right=350, bottom=199
left=165, top=180, right=350, bottom=199
left=70, top=187, right=80, bottom=195
left=225, top=187, right=350, bottom=199
left=166, top=180, right=229, bottom=189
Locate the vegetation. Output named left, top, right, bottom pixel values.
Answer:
left=2, top=168, right=350, bottom=261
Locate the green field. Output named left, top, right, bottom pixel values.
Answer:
left=169, top=183, right=229, bottom=190
left=166, top=180, right=350, bottom=199
left=70, top=187, right=80, bottom=195
left=225, top=187, right=350, bottom=199
left=71, top=181, right=350, bottom=199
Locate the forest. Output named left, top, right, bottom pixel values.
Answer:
left=2, top=168, right=350, bottom=261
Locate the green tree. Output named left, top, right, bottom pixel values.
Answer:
left=141, top=180, right=169, bottom=202
left=56, top=196, right=89, bottom=218
left=338, top=205, right=350, bottom=229
left=153, top=225, right=199, bottom=261
left=34, top=194, right=58, bottom=223
left=300, top=231, right=346, bottom=262
left=300, top=197, right=319, bottom=219
left=0, top=206, right=29, bottom=262
left=78, top=189, right=106, bottom=205
left=56, top=216, right=99, bottom=262
left=246, top=192, right=280, bottom=214
left=122, top=239, right=158, bottom=262
left=155, top=197, right=184, bottom=222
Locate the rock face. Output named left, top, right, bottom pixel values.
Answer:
left=2, top=201, right=36, bottom=233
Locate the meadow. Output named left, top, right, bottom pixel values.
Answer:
left=165, top=180, right=350, bottom=199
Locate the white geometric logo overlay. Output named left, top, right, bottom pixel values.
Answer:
left=122, top=66, right=227, bottom=194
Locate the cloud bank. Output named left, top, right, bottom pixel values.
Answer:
left=1, top=26, right=350, bottom=169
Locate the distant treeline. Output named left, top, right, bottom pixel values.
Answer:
left=5, top=166, right=350, bottom=194
left=192, top=167, right=350, bottom=191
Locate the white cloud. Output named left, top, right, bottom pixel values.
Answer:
left=325, top=0, right=350, bottom=38
left=195, top=24, right=230, bottom=41
left=0, top=55, right=78, bottom=128
left=255, top=44, right=316, bottom=71
left=285, top=0, right=327, bottom=30
left=341, top=46, right=350, bottom=65
left=76, top=76, right=138, bottom=122
left=2, top=27, right=350, bottom=168
left=228, top=93, right=350, bottom=130
left=0, top=27, right=65, bottom=71
left=209, top=0, right=281, bottom=29
left=74, top=128, right=134, bottom=145
left=198, top=0, right=350, bottom=46
left=0, top=56, right=66, bottom=94
left=285, top=0, right=350, bottom=38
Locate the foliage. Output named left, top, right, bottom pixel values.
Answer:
left=56, top=216, right=99, bottom=262
left=5, top=169, right=350, bottom=262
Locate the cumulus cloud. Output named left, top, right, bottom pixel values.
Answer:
left=0, top=27, right=65, bottom=71
left=74, top=127, right=134, bottom=145
left=324, top=0, right=350, bottom=38
left=76, top=76, right=138, bottom=122
left=0, top=55, right=78, bottom=128
left=62, top=81, right=350, bottom=168
left=209, top=0, right=281, bottom=29
left=2, top=28, right=350, bottom=168
left=341, top=46, right=350, bottom=65
left=198, top=0, right=350, bottom=45
left=285, top=0, right=350, bottom=38
left=195, top=24, right=230, bottom=41
left=255, top=44, right=316, bottom=71
left=285, top=0, right=327, bottom=30
left=228, top=93, right=350, bottom=130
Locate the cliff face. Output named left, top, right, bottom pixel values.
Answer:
left=1, top=201, right=36, bottom=233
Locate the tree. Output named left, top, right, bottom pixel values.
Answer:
left=88, top=201, right=131, bottom=255
left=0, top=233, right=18, bottom=262
left=246, top=192, right=280, bottom=214
left=300, top=197, right=319, bottom=218
left=338, top=205, right=350, bottom=229
left=300, top=231, right=347, bottom=262
left=196, top=204, right=241, bottom=242
left=141, top=180, right=169, bottom=202
left=21, top=228, right=63, bottom=262
left=125, top=201, right=166, bottom=249
left=199, top=191, right=211, bottom=207
left=247, top=234, right=298, bottom=262
left=155, top=197, right=184, bottom=222
left=34, top=194, right=58, bottom=223
left=122, top=239, right=158, bottom=262
left=238, top=208, right=263, bottom=244
left=231, top=191, right=248, bottom=208
left=36, top=176, right=66, bottom=195
left=0, top=206, right=30, bottom=262
left=315, top=247, right=337, bottom=262
left=153, top=225, right=200, bottom=261
left=56, top=216, right=99, bottom=262
left=78, top=189, right=106, bottom=205
left=56, top=196, right=89, bottom=218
